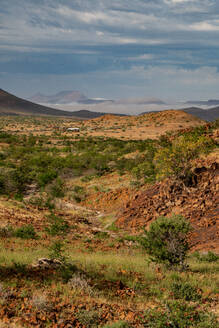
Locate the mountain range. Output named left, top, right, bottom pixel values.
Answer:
left=0, top=88, right=218, bottom=121
left=0, top=89, right=123, bottom=119
left=185, top=99, right=219, bottom=106
left=0, top=89, right=78, bottom=117
left=29, top=90, right=113, bottom=105
left=182, top=106, right=219, bottom=122
left=29, top=90, right=167, bottom=106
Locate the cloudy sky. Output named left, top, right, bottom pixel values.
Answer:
left=1, top=0, right=219, bottom=102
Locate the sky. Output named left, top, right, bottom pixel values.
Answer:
left=1, top=0, right=219, bottom=103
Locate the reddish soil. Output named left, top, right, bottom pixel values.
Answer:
left=116, top=158, right=219, bottom=252
left=82, top=110, right=205, bottom=140
left=82, top=187, right=133, bottom=213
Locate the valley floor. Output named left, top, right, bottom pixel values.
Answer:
left=0, top=114, right=218, bottom=327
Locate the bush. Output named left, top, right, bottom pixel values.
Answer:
left=0, top=225, right=14, bottom=237
left=45, top=213, right=70, bottom=236
left=13, top=224, right=37, bottom=239
left=49, top=178, right=65, bottom=198
left=0, top=167, right=30, bottom=195
left=72, top=185, right=86, bottom=203
left=68, top=273, right=93, bottom=295
left=107, top=222, right=119, bottom=232
left=141, top=301, right=217, bottom=327
left=170, top=281, right=201, bottom=301
left=193, top=251, right=219, bottom=263
left=76, top=309, right=99, bottom=327
left=49, top=241, right=66, bottom=262
left=94, top=231, right=109, bottom=239
left=37, top=169, right=58, bottom=187
left=139, top=215, right=191, bottom=269
left=131, top=162, right=155, bottom=183
left=154, top=135, right=214, bottom=183
left=103, top=321, right=131, bottom=328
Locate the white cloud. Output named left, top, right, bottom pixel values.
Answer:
left=127, top=54, right=154, bottom=61
left=164, top=0, right=214, bottom=14
left=2, top=65, right=219, bottom=103
left=1, top=0, right=218, bottom=53
left=166, top=0, right=195, bottom=3
left=1, top=0, right=219, bottom=103
left=96, top=31, right=104, bottom=36
left=191, top=20, right=219, bottom=31
left=94, top=65, right=219, bottom=99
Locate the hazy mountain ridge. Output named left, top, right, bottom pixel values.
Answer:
left=29, top=90, right=167, bottom=106
left=29, top=90, right=113, bottom=105
left=185, top=99, right=219, bottom=106
left=0, top=89, right=124, bottom=118
left=0, top=89, right=79, bottom=117
left=30, top=90, right=88, bottom=104
left=1, top=88, right=219, bottom=121
left=182, top=106, right=219, bottom=122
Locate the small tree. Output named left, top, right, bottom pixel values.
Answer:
left=154, top=135, right=214, bottom=183
left=139, top=214, right=191, bottom=270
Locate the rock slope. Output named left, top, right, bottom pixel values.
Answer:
left=116, top=158, right=219, bottom=252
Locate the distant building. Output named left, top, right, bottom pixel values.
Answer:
left=66, top=127, right=80, bottom=132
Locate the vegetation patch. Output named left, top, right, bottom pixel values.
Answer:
left=139, top=214, right=191, bottom=270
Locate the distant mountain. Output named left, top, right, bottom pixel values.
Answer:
left=29, top=90, right=113, bottom=105
left=0, top=89, right=124, bottom=119
left=0, top=89, right=82, bottom=117
left=29, top=90, right=87, bottom=104
left=182, top=107, right=219, bottom=121
left=185, top=99, right=219, bottom=106
left=116, top=97, right=165, bottom=105
left=66, top=109, right=126, bottom=119
left=77, top=98, right=113, bottom=105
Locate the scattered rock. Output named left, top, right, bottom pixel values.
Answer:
left=116, top=159, right=219, bottom=252
left=32, top=258, right=62, bottom=268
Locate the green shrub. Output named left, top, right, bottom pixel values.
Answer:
left=49, top=241, right=66, bottom=262
left=94, top=231, right=109, bottom=239
left=81, top=175, right=95, bottom=182
left=139, top=215, right=191, bottom=269
left=170, top=281, right=201, bottom=301
left=72, top=185, right=86, bottom=203
left=0, top=167, right=30, bottom=195
left=0, top=225, right=14, bottom=237
left=37, top=169, right=58, bottom=187
left=193, top=251, right=219, bottom=263
left=132, top=161, right=155, bottom=183
left=49, top=178, right=65, bottom=198
left=59, top=263, right=77, bottom=283
left=27, top=195, right=55, bottom=210
left=14, top=193, right=23, bottom=201
left=76, top=309, right=99, bottom=327
left=45, top=213, right=70, bottom=236
left=13, top=224, right=37, bottom=239
left=0, top=173, right=5, bottom=193
left=141, top=301, right=217, bottom=327
left=154, top=135, right=214, bottom=183
left=129, top=180, right=142, bottom=189
left=107, top=222, right=119, bottom=232
left=103, top=321, right=131, bottom=328
left=12, top=261, right=27, bottom=274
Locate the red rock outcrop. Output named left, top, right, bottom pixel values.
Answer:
left=116, top=159, right=219, bottom=252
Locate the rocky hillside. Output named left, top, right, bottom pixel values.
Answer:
left=83, top=110, right=205, bottom=140
left=116, top=157, right=219, bottom=252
